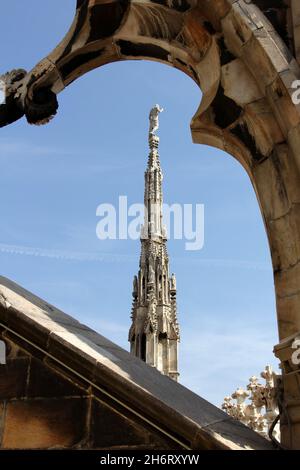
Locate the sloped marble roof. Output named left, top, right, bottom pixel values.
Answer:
left=0, top=276, right=272, bottom=450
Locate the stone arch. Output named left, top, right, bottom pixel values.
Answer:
left=1, top=1, right=300, bottom=338
left=2, top=0, right=300, bottom=446
left=1, top=1, right=299, bottom=329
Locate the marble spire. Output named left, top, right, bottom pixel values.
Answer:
left=128, top=106, right=180, bottom=381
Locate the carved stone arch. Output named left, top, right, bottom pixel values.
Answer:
left=2, top=0, right=300, bottom=447
left=1, top=0, right=300, bottom=334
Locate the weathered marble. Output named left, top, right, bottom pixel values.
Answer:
left=222, top=366, right=281, bottom=445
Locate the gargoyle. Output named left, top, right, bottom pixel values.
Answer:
left=0, top=69, right=27, bottom=127
left=0, top=67, right=58, bottom=128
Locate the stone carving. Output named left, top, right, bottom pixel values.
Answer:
left=222, top=366, right=280, bottom=443
left=148, top=264, right=155, bottom=284
left=149, top=104, right=164, bottom=136
left=170, top=273, right=177, bottom=291
left=145, top=295, right=158, bottom=334
left=0, top=69, right=27, bottom=127
left=0, top=62, right=59, bottom=127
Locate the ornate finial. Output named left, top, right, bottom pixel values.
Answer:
left=149, top=104, right=164, bottom=137
left=222, top=365, right=281, bottom=441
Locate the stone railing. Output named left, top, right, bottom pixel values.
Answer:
left=222, top=366, right=280, bottom=442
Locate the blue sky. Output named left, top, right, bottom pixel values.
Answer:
left=0, top=1, right=278, bottom=405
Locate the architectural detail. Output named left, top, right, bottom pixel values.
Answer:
left=0, top=69, right=27, bottom=127
left=222, top=366, right=280, bottom=443
left=129, top=106, right=180, bottom=381
left=3, top=0, right=300, bottom=447
left=149, top=104, right=164, bottom=135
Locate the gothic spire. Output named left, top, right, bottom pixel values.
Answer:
left=129, top=106, right=180, bottom=381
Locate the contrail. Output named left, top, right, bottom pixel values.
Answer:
left=0, top=243, right=134, bottom=263
left=0, top=242, right=271, bottom=271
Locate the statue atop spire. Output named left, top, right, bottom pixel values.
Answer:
left=129, top=106, right=180, bottom=382
left=149, top=104, right=164, bottom=136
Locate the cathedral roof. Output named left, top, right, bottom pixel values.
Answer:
left=0, top=276, right=271, bottom=450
